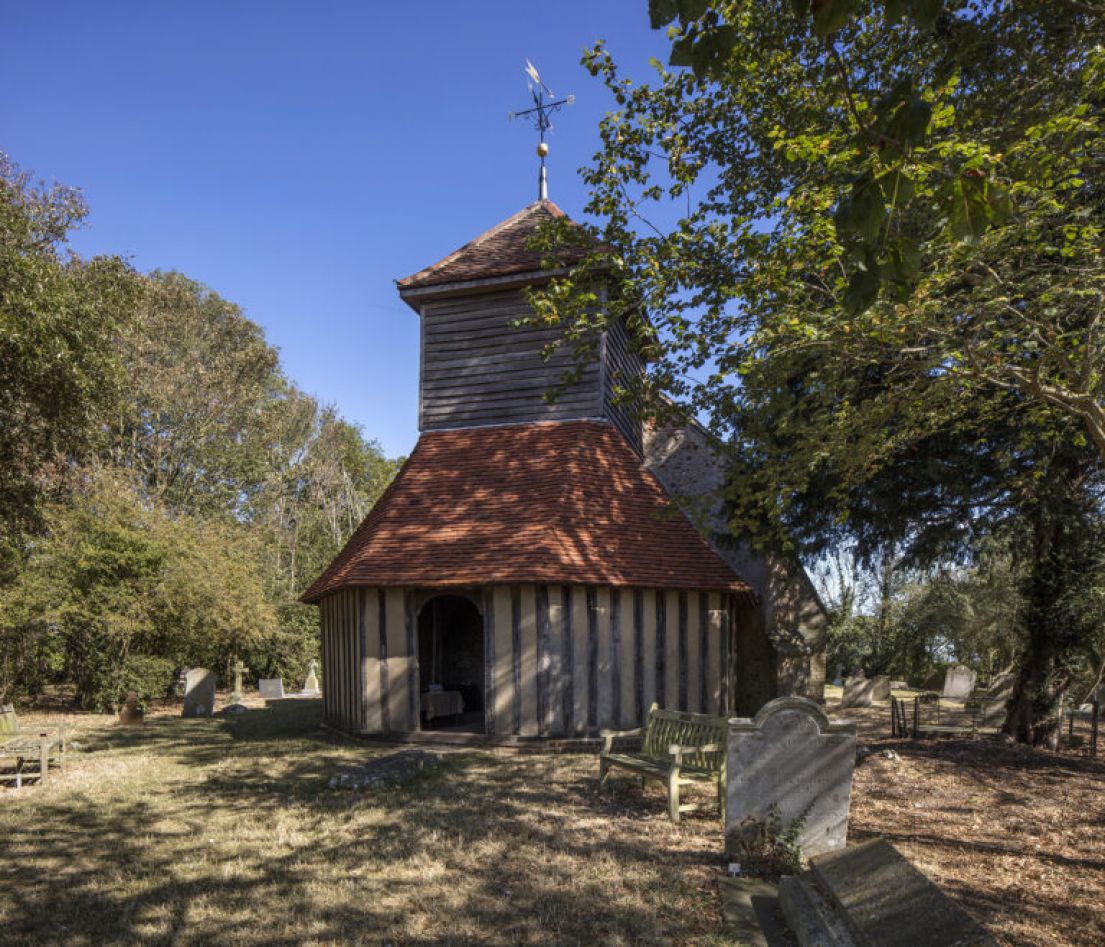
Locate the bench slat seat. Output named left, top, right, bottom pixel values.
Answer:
left=0, top=705, right=65, bottom=788
left=598, top=703, right=727, bottom=823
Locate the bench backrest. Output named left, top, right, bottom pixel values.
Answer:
left=0, top=705, right=17, bottom=737
left=641, top=703, right=726, bottom=771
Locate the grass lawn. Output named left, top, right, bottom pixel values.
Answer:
left=2, top=696, right=1104, bottom=945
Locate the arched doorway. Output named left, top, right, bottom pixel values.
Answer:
left=417, top=594, right=485, bottom=733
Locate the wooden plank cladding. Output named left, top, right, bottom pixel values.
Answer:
left=420, top=290, right=602, bottom=431
left=318, top=585, right=733, bottom=738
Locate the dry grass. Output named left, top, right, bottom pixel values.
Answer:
left=2, top=695, right=1103, bottom=945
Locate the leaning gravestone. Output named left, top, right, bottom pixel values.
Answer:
left=258, top=678, right=285, bottom=699
left=181, top=668, right=217, bottom=718
left=943, top=665, right=977, bottom=699
left=727, top=697, right=857, bottom=860
left=840, top=675, right=874, bottom=708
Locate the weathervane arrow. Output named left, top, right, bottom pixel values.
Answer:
left=508, top=61, right=574, bottom=200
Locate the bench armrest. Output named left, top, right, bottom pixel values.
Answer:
left=600, top=727, right=643, bottom=754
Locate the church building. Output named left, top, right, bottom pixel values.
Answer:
left=302, top=196, right=826, bottom=739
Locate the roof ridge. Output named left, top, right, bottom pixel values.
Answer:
left=397, top=199, right=564, bottom=290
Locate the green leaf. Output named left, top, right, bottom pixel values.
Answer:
left=835, top=175, right=885, bottom=241
left=649, top=0, right=680, bottom=29
left=907, top=0, right=943, bottom=32
left=678, top=0, right=709, bottom=19
left=689, top=25, right=738, bottom=78
left=883, top=0, right=907, bottom=24
left=885, top=96, right=932, bottom=147
left=812, top=0, right=862, bottom=38
left=877, top=168, right=915, bottom=207
left=669, top=36, right=696, bottom=67
left=845, top=258, right=881, bottom=314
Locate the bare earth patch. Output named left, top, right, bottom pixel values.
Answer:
left=1, top=696, right=1102, bottom=945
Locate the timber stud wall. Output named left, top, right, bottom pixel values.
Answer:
left=320, top=584, right=733, bottom=737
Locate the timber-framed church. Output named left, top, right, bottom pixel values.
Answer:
left=302, top=198, right=827, bottom=739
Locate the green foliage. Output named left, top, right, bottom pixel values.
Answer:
left=731, top=802, right=808, bottom=879
left=1, top=471, right=276, bottom=709
left=532, top=1, right=1105, bottom=742
left=0, top=153, right=142, bottom=567
left=0, top=155, right=401, bottom=707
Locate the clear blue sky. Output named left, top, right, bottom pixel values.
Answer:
left=2, top=1, right=668, bottom=457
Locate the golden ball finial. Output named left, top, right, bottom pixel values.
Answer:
left=537, top=141, right=549, bottom=158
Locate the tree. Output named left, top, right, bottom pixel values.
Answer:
left=0, top=154, right=140, bottom=577
left=531, top=1, right=1105, bottom=743
left=0, top=470, right=274, bottom=709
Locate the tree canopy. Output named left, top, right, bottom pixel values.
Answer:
left=531, top=0, right=1105, bottom=742
left=0, top=154, right=400, bottom=709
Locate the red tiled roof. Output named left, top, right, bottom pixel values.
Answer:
left=396, top=199, right=588, bottom=290
left=301, top=420, right=751, bottom=602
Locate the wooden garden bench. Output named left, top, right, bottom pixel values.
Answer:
left=0, top=704, right=66, bottom=788
left=599, top=703, right=727, bottom=823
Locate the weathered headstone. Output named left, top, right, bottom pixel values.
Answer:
left=302, top=659, right=320, bottom=695
left=840, top=675, right=874, bottom=708
left=870, top=675, right=891, bottom=702
left=942, top=665, right=977, bottom=699
left=118, top=691, right=144, bottom=726
left=181, top=668, right=217, bottom=718
left=726, top=697, right=857, bottom=860
left=258, top=678, right=285, bottom=699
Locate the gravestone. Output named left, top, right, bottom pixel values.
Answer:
left=181, top=668, right=217, bottom=718
left=118, top=691, right=144, bottom=726
left=229, top=658, right=248, bottom=704
left=870, top=675, right=891, bottom=701
left=780, top=838, right=998, bottom=946
left=840, top=675, right=874, bottom=708
left=726, top=697, right=857, bottom=860
left=258, top=678, right=285, bottom=699
left=942, top=665, right=977, bottom=699
left=302, top=660, right=320, bottom=695
left=329, top=749, right=443, bottom=789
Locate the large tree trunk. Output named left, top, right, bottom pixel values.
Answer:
left=1003, top=475, right=1091, bottom=747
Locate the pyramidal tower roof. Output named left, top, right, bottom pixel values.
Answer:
left=397, top=199, right=588, bottom=292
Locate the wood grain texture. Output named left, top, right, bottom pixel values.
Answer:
left=420, top=289, right=602, bottom=431
left=664, top=591, right=680, bottom=712
left=594, top=587, right=615, bottom=729
left=518, top=584, right=539, bottom=737
left=641, top=589, right=658, bottom=720
left=385, top=589, right=409, bottom=731
left=493, top=586, right=514, bottom=735
left=362, top=590, right=383, bottom=731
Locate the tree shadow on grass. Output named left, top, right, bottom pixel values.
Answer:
left=1, top=709, right=727, bottom=944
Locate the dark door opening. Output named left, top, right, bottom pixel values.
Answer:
left=417, top=595, right=485, bottom=733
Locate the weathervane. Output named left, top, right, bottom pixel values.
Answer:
left=509, top=61, right=574, bottom=201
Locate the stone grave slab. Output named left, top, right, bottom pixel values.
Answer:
left=809, top=838, right=997, bottom=946
left=258, top=678, right=285, bottom=699
left=718, top=877, right=790, bottom=947
left=726, top=697, right=857, bottom=860
left=942, top=666, right=976, bottom=699
left=329, top=749, right=444, bottom=789
left=840, top=676, right=874, bottom=708
left=181, top=668, right=217, bottom=717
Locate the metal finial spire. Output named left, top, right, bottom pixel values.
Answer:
left=508, top=60, right=574, bottom=201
